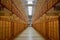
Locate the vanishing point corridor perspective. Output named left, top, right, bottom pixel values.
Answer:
left=0, top=0, right=60, bottom=40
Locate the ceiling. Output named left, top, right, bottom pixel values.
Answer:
left=21, top=0, right=37, bottom=16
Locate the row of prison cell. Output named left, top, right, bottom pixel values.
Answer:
left=0, top=19, right=28, bottom=40
left=0, top=2, right=28, bottom=40
left=32, top=14, right=60, bottom=40
left=32, top=0, right=60, bottom=21
left=32, top=0, right=60, bottom=40
left=0, top=0, right=28, bottom=22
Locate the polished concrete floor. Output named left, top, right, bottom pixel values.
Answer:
left=14, top=27, right=45, bottom=40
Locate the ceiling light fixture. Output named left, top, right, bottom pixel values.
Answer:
left=27, top=0, right=34, bottom=4
left=28, top=6, right=32, bottom=15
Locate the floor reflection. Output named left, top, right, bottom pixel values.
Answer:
left=14, top=27, right=45, bottom=40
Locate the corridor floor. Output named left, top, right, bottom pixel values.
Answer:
left=14, top=27, right=45, bottom=40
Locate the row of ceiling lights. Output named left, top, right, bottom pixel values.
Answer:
left=26, top=0, right=34, bottom=16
